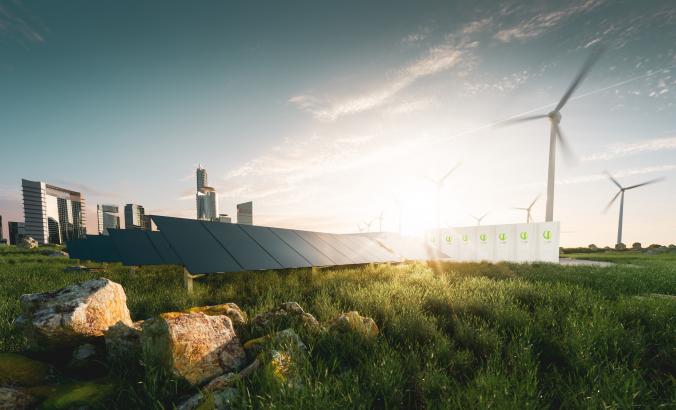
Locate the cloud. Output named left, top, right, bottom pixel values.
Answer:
left=0, top=2, right=44, bottom=45
left=289, top=18, right=491, bottom=121
left=583, top=136, right=676, bottom=161
left=494, top=0, right=605, bottom=42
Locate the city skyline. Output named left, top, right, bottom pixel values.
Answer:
left=1, top=1, right=675, bottom=246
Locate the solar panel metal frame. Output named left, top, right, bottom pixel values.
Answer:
left=238, top=225, right=312, bottom=269
left=269, top=227, right=335, bottom=267
left=108, top=229, right=164, bottom=266
left=151, top=216, right=243, bottom=274
left=201, top=221, right=284, bottom=271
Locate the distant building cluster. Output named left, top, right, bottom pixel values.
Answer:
left=2, top=166, right=255, bottom=246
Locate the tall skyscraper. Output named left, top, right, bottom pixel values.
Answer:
left=8, top=222, right=25, bottom=245
left=124, top=204, right=146, bottom=230
left=0, top=215, right=3, bottom=243
left=97, top=204, right=120, bottom=235
left=237, top=201, right=253, bottom=225
left=21, top=179, right=86, bottom=245
left=196, top=165, right=218, bottom=221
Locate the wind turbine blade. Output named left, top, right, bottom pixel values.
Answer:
left=513, top=207, right=528, bottom=210
left=496, top=114, right=548, bottom=127
left=555, top=46, right=605, bottom=112
left=554, top=124, right=578, bottom=165
left=439, top=162, right=461, bottom=185
left=604, top=171, right=623, bottom=190
left=528, top=193, right=542, bottom=209
left=481, top=212, right=489, bottom=220
left=624, top=177, right=665, bottom=190
left=603, top=191, right=621, bottom=213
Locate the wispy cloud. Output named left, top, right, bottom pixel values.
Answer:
left=494, top=0, right=605, bottom=42
left=0, top=2, right=44, bottom=45
left=289, top=19, right=490, bottom=121
left=583, top=136, right=676, bottom=161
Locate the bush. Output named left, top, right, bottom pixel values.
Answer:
left=648, top=244, right=662, bottom=249
left=588, top=244, right=598, bottom=250
left=615, top=243, right=627, bottom=250
left=632, top=242, right=642, bottom=250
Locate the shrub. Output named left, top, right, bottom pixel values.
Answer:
left=588, top=244, right=598, bottom=250
left=632, top=242, right=642, bottom=250
left=615, top=243, right=627, bottom=250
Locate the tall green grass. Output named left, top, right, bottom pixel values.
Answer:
left=0, top=246, right=674, bottom=408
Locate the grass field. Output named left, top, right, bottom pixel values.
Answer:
left=1, top=245, right=675, bottom=409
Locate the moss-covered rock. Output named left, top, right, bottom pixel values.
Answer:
left=0, top=353, right=51, bottom=387
left=37, top=381, right=114, bottom=410
left=0, top=387, right=37, bottom=410
left=251, top=302, right=320, bottom=334
left=329, top=311, right=379, bottom=338
left=185, top=303, right=247, bottom=328
left=243, top=328, right=306, bottom=358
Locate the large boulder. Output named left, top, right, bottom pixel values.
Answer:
left=185, top=303, right=248, bottom=328
left=0, top=387, right=36, bottom=410
left=18, top=236, right=38, bottom=250
left=16, top=278, right=132, bottom=349
left=251, top=302, right=320, bottom=333
left=141, top=312, right=245, bottom=386
left=329, top=311, right=379, bottom=338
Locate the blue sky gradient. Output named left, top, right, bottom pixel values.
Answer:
left=1, top=0, right=675, bottom=245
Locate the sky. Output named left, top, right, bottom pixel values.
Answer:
left=1, top=0, right=675, bottom=246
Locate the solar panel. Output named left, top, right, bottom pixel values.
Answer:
left=314, top=232, right=371, bottom=264
left=367, top=233, right=448, bottom=261
left=108, top=229, right=164, bottom=266
left=201, top=221, right=283, bottom=271
left=147, top=231, right=182, bottom=265
left=269, top=228, right=335, bottom=266
left=66, top=238, right=89, bottom=260
left=151, top=216, right=242, bottom=274
left=238, top=225, right=311, bottom=269
left=85, top=235, right=121, bottom=263
left=294, top=230, right=356, bottom=265
left=336, top=234, right=398, bottom=263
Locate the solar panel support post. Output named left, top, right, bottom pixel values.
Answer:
left=183, top=268, right=205, bottom=294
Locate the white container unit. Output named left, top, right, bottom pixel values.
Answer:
left=475, top=225, right=496, bottom=262
left=458, top=226, right=477, bottom=262
left=536, top=221, right=560, bottom=262
left=441, top=228, right=461, bottom=260
left=494, top=224, right=517, bottom=262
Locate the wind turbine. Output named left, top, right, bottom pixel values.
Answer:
left=471, top=212, right=489, bottom=226
left=500, top=47, right=604, bottom=222
left=426, top=163, right=461, bottom=249
left=603, top=172, right=664, bottom=245
left=513, top=194, right=541, bottom=223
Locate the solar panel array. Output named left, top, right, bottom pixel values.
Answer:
left=66, top=216, right=448, bottom=274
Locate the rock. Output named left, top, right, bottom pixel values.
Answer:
left=18, top=237, right=38, bottom=250
left=243, top=328, right=306, bottom=358
left=329, top=311, right=379, bottom=338
left=49, top=251, right=69, bottom=257
left=185, top=303, right=247, bottom=327
left=141, top=312, right=245, bottom=386
left=176, top=387, right=238, bottom=410
left=16, top=278, right=132, bottom=349
left=105, top=320, right=143, bottom=363
left=37, top=381, right=114, bottom=410
left=251, top=302, right=320, bottom=332
left=0, top=387, right=37, bottom=410
left=66, top=343, right=106, bottom=376
left=0, top=353, right=51, bottom=387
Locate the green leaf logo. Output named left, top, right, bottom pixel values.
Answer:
left=445, top=235, right=452, bottom=243
left=542, top=230, right=552, bottom=240
left=520, top=231, right=528, bottom=240
left=479, top=233, right=487, bottom=242
left=498, top=233, right=506, bottom=241
left=462, top=235, right=468, bottom=242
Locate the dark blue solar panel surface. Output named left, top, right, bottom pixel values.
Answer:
left=202, top=221, right=283, bottom=270
left=238, top=225, right=311, bottom=268
left=269, top=228, right=335, bottom=266
left=313, top=232, right=367, bottom=264
left=147, top=231, right=182, bottom=265
left=66, top=238, right=88, bottom=260
left=108, top=229, right=163, bottom=266
left=333, top=234, right=388, bottom=263
left=85, top=235, right=121, bottom=263
left=152, top=216, right=242, bottom=274
left=294, top=231, right=354, bottom=265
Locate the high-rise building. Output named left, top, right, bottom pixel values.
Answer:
left=142, top=214, right=154, bottom=231
left=218, top=214, right=232, bottom=223
left=0, top=215, right=3, bottom=243
left=97, top=204, right=120, bottom=235
left=8, top=221, right=25, bottom=245
left=22, top=179, right=86, bottom=245
left=237, top=201, right=253, bottom=225
left=124, top=204, right=146, bottom=230
left=195, top=166, right=218, bottom=221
